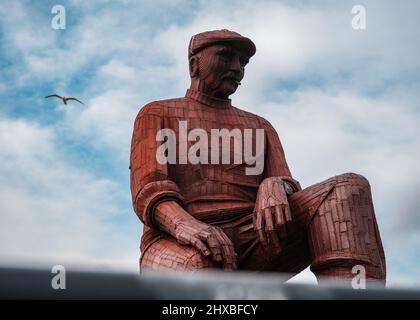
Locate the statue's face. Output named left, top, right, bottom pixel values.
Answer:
left=192, top=44, right=249, bottom=99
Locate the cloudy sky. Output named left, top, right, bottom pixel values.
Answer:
left=0, top=0, right=419, bottom=286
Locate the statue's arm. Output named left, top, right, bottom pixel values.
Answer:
left=129, top=106, right=185, bottom=227
left=130, top=105, right=236, bottom=270
left=153, top=200, right=237, bottom=270
left=252, top=119, right=302, bottom=252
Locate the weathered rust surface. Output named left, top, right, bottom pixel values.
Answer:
left=129, top=29, right=386, bottom=285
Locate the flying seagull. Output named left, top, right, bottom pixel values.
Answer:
left=45, top=94, right=84, bottom=105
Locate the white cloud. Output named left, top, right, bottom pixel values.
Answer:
left=64, top=89, right=140, bottom=155
left=0, top=117, right=139, bottom=269
left=0, top=1, right=146, bottom=83
left=99, top=60, right=137, bottom=81
left=0, top=0, right=419, bottom=286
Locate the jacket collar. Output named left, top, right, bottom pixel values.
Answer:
left=185, top=89, right=232, bottom=109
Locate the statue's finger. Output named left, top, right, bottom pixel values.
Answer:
left=256, top=209, right=263, bottom=231
left=260, top=182, right=269, bottom=207
left=215, top=230, right=237, bottom=270
left=205, top=234, right=223, bottom=262
left=190, top=237, right=211, bottom=257
left=274, top=205, right=284, bottom=227
left=264, top=208, right=280, bottom=253
left=277, top=205, right=288, bottom=238
left=256, top=211, right=267, bottom=245
left=264, top=207, right=274, bottom=231
left=198, top=230, right=212, bottom=242
left=268, top=228, right=281, bottom=255
left=264, top=208, right=276, bottom=248
left=252, top=211, right=258, bottom=229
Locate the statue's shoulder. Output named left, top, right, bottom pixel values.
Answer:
left=136, top=97, right=187, bottom=118
left=231, top=105, right=275, bottom=130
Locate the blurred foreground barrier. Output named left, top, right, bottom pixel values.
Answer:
left=1, top=266, right=419, bottom=299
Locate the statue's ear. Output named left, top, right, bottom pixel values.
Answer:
left=189, top=56, right=199, bottom=78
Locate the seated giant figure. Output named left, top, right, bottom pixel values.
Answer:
left=129, top=29, right=386, bottom=285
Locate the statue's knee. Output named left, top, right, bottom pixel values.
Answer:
left=185, top=250, right=215, bottom=270
left=337, top=172, right=370, bottom=188
left=327, top=173, right=373, bottom=218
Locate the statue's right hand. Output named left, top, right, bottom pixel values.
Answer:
left=174, top=220, right=237, bottom=271
left=253, top=177, right=293, bottom=255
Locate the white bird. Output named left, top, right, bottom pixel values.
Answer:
left=45, top=94, right=84, bottom=105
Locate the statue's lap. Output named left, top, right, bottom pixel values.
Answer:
left=141, top=172, right=373, bottom=275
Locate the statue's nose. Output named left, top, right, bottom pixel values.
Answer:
left=230, top=57, right=244, bottom=76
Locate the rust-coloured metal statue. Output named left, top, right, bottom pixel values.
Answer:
left=130, top=29, right=386, bottom=285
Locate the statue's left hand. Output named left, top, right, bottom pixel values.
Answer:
left=253, top=177, right=293, bottom=254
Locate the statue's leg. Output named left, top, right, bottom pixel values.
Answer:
left=234, top=209, right=312, bottom=279
left=140, top=237, right=217, bottom=272
left=302, top=173, right=386, bottom=286
left=236, top=173, right=385, bottom=286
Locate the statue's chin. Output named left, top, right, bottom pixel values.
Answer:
left=213, top=83, right=238, bottom=99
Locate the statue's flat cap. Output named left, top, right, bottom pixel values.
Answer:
left=188, top=29, right=256, bottom=58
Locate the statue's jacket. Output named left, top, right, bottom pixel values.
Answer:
left=130, top=89, right=299, bottom=253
